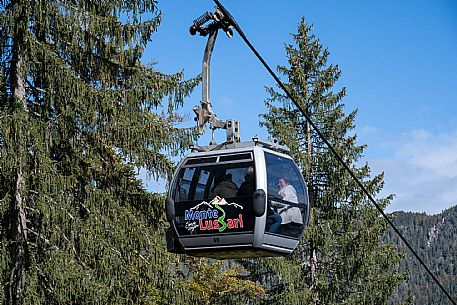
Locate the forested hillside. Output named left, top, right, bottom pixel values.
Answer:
left=386, top=205, right=457, bottom=304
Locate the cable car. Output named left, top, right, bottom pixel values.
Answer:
left=165, top=138, right=310, bottom=259
left=165, top=7, right=310, bottom=258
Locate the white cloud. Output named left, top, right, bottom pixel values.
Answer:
left=359, top=125, right=379, bottom=137
left=397, top=129, right=457, bottom=178
left=369, top=129, right=457, bottom=214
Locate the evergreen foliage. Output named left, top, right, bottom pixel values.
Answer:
left=178, top=258, right=265, bottom=305
left=386, top=205, right=457, bottom=305
left=249, top=18, right=404, bottom=304
left=0, top=1, right=198, bottom=304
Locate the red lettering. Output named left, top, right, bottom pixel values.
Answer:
left=200, top=219, right=223, bottom=231
left=199, top=219, right=205, bottom=230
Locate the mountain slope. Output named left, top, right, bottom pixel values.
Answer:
left=385, top=205, right=457, bottom=304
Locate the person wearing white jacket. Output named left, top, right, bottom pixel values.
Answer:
left=277, top=177, right=303, bottom=225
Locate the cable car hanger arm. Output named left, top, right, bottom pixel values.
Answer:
left=190, top=9, right=239, bottom=145
left=211, top=0, right=456, bottom=304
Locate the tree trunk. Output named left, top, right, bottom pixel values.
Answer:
left=310, top=240, right=319, bottom=305
left=7, top=28, right=28, bottom=304
left=9, top=166, right=28, bottom=305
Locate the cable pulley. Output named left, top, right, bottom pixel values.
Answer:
left=189, top=9, right=233, bottom=38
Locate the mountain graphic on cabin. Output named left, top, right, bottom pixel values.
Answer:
left=185, top=196, right=245, bottom=233
left=190, top=196, right=243, bottom=211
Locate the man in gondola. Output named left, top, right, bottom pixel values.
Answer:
left=237, top=166, right=255, bottom=197
left=210, top=172, right=238, bottom=199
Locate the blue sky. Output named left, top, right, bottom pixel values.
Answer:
left=142, top=0, right=457, bottom=215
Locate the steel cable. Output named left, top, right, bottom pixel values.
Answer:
left=212, top=0, right=456, bottom=304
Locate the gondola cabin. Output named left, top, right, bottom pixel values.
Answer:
left=166, top=139, right=310, bottom=259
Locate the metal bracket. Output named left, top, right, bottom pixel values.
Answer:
left=190, top=7, right=240, bottom=144
left=226, top=119, right=240, bottom=143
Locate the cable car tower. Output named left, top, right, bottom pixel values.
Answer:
left=165, top=6, right=310, bottom=259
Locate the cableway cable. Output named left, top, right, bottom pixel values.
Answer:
left=212, top=1, right=456, bottom=304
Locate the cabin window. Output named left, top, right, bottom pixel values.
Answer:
left=174, top=161, right=255, bottom=202
left=264, top=153, right=308, bottom=238
left=172, top=160, right=256, bottom=236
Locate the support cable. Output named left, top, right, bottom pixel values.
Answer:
left=212, top=1, right=456, bottom=304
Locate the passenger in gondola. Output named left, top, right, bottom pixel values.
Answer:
left=237, top=166, right=255, bottom=197
left=267, top=208, right=282, bottom=233
left=277, top=177, right=303, bottom=225
left=210, top=173, right=238, bottom=199
left=268, top=177, right=303, bottom=233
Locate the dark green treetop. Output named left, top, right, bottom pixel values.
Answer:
left=251, top=18, right=404, bottom=304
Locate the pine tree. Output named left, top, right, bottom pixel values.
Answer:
left=254, top=18, right=404, bottom=304
left=178, top=258, right=265, bottom=305
left=0, top=1, right=197, bottom=304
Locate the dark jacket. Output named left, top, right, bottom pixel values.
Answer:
left=238, top=175, right=255, bottom=197
left=211, top=180, right=238, bottom=198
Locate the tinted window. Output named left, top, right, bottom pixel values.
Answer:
left=264, top=152, right=308, bottom=238
left=174, top=167, right=195, bottom=202
left=172, top=161, right=256, bottom=236
left=219, top=153, right=252, bottom=162
left=194, top=169, right=210, bottom=200
left=185, top=157, right=217, bottom=165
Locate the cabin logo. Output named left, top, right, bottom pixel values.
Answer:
left=184, top=196, right=244, bottom=233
